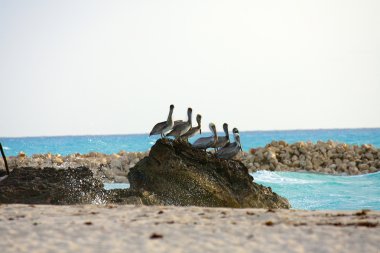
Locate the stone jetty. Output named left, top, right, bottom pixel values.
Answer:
left=240, top=140, right=380, bottom=175
left=0, top=141, right=379, bottom=182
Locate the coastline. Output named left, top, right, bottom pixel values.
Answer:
left=1, top=140, right=379, bottom=182
left=1, top=204, right=379, bottom=253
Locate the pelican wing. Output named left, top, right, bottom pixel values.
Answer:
left=167, top=121, right=190, bottom=137
left=182, top=127, right=200, bottom=139
left=192, top=136, right=214, bottom=149
left=215, top=136, right=229, bottom=149
left=174, top=120, right=184, bottom=127
left=149, top=121, right=166, bottom=136
left=216, top=142, right=240, bottom=159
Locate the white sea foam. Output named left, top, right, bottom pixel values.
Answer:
left=3, top=146, right=10, bottom=150
left=252, top=170, right=322, bottom=185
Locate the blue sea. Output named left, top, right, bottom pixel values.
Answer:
left=1, top=128, right=379, bottom=156
left=1, top=128, right=380, bottom=211
left=104, top=171, right=380, bottom=211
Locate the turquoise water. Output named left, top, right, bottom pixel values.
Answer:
left=1, top=128, right=379, bottom=211
left=104, top=183, right=130, bottom=190
left=1, top=128, right=379, bottom=156
left=253, top=171, right=380, bottom=210
left=104, top=171, right=380, bottom=211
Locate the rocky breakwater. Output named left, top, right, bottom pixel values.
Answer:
left=0, top=167, right=107, bottom=204
left=0, top=151, right=148, bottom=183
left=0, top=139, right=290, bottom=208
left=127, top=139, right=290, bottom=208
left=240, top=140, right=380, bottom=175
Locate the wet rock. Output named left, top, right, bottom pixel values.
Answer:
left=0, top=167, right=106, bottom=204
left=128, top=139, right=290, bottom=208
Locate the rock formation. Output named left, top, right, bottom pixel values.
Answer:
left=240, top=140, right=380, bottom=175
left=0, top=139, right=290, bottom=208
left=0, top=167, right=107, bottom=204
left=127, top=139, right=290, bottom=208
left=1, top=141, right=378, bottom=179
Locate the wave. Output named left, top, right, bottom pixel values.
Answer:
left=251, top=170, right=323, bottom=185
left=252, top=170, right=380, bottom=185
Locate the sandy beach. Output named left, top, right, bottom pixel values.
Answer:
left=0, top=204, right=379, bottom=253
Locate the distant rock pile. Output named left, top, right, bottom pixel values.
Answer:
left=0, top=151, right=148, bottom=183
left=1, top=141, right=378, bottom=181
left=240, top=140, right=380, bottom=175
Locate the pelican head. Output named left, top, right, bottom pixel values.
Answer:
left=196, top=114, right=202, bottom=133
left=209, top=123, right=216, bottom=135
left=223, top=123, right=229, bottom=135
left=196, top=114, right=202, bottom=124
left=232, top=128, right=242, bottom=151
left=170, top=104, right=174, bottom=110
left=187, top=107, right=193, bottom=124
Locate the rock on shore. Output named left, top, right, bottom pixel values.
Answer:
left=0, top=167, right=106, bottom=204
left=0, top=139, right=290, bottom=208
left=0, top=150, right=148, bottom=183
left=240, top=140, right=380, bottom=175
left=127, top=139, right=290, bottom=208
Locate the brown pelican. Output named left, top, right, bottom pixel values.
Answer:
left=216, top=128, right=242, bottom=159
left=181, top=114, right=202, bottom=141
left=167, top=108, right=192, bottom=139
left=149, top=104, right=174, bottom=138
left=214, top=123, right=230, bottom=150
left=192, top=123, right=218, bottom=149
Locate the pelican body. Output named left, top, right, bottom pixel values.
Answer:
left=214, top=123, right=230, bottom=150
left=216, top=128, right=242, bottom=159
left=167, top=108, right=192, bottom=139
left=149, top=104, right=174, bottom=138
left=192, top=123, right=218, bottom=149
left=181, top=114, right=202, bottom=141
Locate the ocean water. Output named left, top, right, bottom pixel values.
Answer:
left=1, top=128, right=379, bottom=156
left=104, top=171, right=380, bottom=211
left=1, top=128, right=379, bottom=211
left=253, top=171, right=380, bottom=210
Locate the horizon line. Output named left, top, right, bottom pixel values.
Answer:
left=1, top=127, right=379, bottom=139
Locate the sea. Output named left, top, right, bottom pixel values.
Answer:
left=1, top=128, right=380, bottom=211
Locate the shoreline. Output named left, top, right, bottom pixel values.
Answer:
left=1, top=140, right=379, bottom=182
left=1, top=204, right=379, bottom=253
left=2, top=127, right=379, bottom=139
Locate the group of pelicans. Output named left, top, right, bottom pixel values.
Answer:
left=149, top=105, right=242, bottom=159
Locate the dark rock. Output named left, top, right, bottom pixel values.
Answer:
left=127, top=139, right=290, bottom=208
left=0, top=139, right=291, bottom=208
left=0, top=167, right=108, bottom=204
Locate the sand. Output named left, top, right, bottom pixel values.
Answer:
left=0, top=204, right=379, bottom=253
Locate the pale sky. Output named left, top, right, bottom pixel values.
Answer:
left=1, top=0, right=379, bottom=137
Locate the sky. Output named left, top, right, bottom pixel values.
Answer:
left=0, top=0, right=379, bottom=137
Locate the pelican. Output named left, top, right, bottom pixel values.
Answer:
left=181, top=114, right=202, bottom=141
left=216, top=128, right=242, bottom=159
left=149, top=104, right=175, bottom=138
left=167, top=108, right=192, bottom=139
left=214, top=123, right=230, bottom=150
left=192, top=123, right=218, bottom=149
